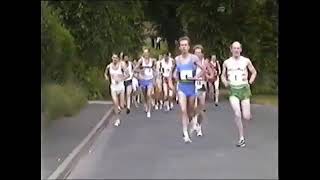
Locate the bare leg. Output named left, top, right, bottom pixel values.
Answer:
left=163, top=82, right=170, bottom=111
left=146, top=85, right=153, bottom=118
left=187, top=95, right=196, bottom=123
left=197, top=91, right=206, bottom=125
left=126, top=85, right=132, bottom=113
left=229, top=96, right=244, bottom=140
left=208, top=82, right=214, bottom=100
left=241, top=98, right=251, bottom=128
left=111, top=90, right=121, bottom=126
left=178, top=91, right=191, bottom=142
left=214, top=78, right=220, bottom=105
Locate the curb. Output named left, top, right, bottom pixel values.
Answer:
left=47, top=107, right=114, bottom=180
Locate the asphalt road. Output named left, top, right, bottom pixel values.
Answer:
left=68, top=101, right=278, bottom=179
left=41, top=104, right=111, bottom=179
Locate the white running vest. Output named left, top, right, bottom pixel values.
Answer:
left=141, top=57, right=154, bottom=80
left=124, top=61, right=133, bottom=81
left=109, top=63, right=125, bottom=91
left=195, top=58, right=206, bottom=89
left=161, top=58, right=173, bottom=77
left=224, top=56, right=249, bottom=86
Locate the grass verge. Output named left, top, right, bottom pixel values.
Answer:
left=42, top=82, right=88, bottom=122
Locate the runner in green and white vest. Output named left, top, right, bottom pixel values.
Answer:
left=221, top=41, right=257, bottom=148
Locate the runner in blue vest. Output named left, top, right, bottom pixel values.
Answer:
left=169, top=36, right=206, bottom=143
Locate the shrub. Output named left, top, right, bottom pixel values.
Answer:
left=72, top=61, right=110, bottom=100
left=42, top=82, right=87, bottom=121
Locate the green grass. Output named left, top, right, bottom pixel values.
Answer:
left=42, top=82, right=88, bottom=121
left=143, top=37, right=169, bottom=58
left=251, top=95, right=278, bottom=107
left=219, top=89, right=278, bottom=107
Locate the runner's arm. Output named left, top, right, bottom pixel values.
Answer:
left=221, top=61, right=229, bottom=87
left=152, top=58, right=158, bottom=77
left=247, top=59, right=257, bottom=84
left=217, top=60, right=221, bottom=75
left=168, top=66, right=176, bottom=91
left=193, top=55, right=206, bottom=80
left=121, top=62, right=130, bottom=81
left=133, top=58, right=143, bottom=73
left=205, top=62, right=214, bottom=80
left=104, top=64, right=110, bottom=81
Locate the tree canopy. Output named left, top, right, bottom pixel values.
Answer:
left=41, top=0, right=278, bottom=98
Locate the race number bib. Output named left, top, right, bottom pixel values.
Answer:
left=196, top=81, right=202, bottom=85
left=228, top=70, right=246, bottom=83
left=163, top=68, right=171, bottom=76
left=180, top=70, right=193, bottom=80
left=111, top=79, right=119, bottom=85
left=144, top=68, right=153, bottom=76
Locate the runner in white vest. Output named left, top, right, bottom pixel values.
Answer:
left=191, top=45, right=214, bottom=137
left=154, top=55, right=163, bottom=110
left=104, top=53, right=129, bottom=127
left=122, top=54, right=134, bottom=114
left=210, top=55, right=221, bottom=106
left=221, top=41, right=257, bottom=147
left=161, top=53, right=175, bottom=111
left=133, top=48, right=156, bottom=118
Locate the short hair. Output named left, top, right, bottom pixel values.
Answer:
left=193, top=44, right=204, bottom=52
left=112, top=53, right=118, bottom=58
left=143, top=48, right=150, bottom=52
left=230, top=41, right=242, bottom=49
left=178, top=36, right=191, bottom=45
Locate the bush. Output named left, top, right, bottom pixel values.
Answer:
left=251, top=72, right=278, bottom=95
left=42, top=82, right=87, bottom=121
left=72, top=61, right=111, bottom=100
left=42, top=1, right=76, bottom=84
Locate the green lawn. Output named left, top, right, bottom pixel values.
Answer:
left=219, top=89, right=278, bottom=107
left=251, top=95, right=278, bottom=107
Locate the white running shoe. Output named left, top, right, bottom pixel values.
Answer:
left=147, top=111, right=151, bottom=118
left=155, top=104, right=158, bottom=110
left=114, top=119, right=120, bottom=127
left=170, top=102, right=174, bottom=109
left=166, top=104, right=170, bottom=111
left=183, top=136, right=192, bottom=143
left=196, top=124, right=203, bottom=136
left=189, top=117, right=198, bottom=135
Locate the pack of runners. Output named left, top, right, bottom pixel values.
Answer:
left=104, top=36, right=257, bottom=147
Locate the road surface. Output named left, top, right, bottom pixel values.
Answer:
left=68, top=101, right=278, bottom=179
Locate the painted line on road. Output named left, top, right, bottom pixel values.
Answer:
left=47, top=108, right=114, bottom=180
left=88, top=101, right=113, bottom=105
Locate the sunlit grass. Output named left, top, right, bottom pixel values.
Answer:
left=251, top=95, right=278, bottom=107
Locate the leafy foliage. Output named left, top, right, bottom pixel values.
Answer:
left=177, top=0, right=278, bottom=94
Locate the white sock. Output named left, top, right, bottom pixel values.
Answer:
left=183, top=131, right=189, bottom=138
left=240, top=136, right=244, bottom=141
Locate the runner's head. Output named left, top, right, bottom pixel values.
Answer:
left=123, top=54, right=129, bottom=62
left=211, top=55, right=217, bottom=62
left=119, top=52, right=124, bottom=60
left=164, top=52, right=169, bottom=61
left=142, top=48, right=150, bottom=59
left=230, top=41, right=242, bottom=58
left=204, top=56, right=210, bottom=64
left=112, top=53, right=119, bottom=64
left=178, top=36, right=191, bottom=54
left=193, top=44, right=204, bottom=60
